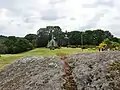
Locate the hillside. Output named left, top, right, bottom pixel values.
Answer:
left=0, top=51, right=120, bottom=90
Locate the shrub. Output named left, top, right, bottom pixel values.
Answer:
left=3, top=38, right=33, bottom=54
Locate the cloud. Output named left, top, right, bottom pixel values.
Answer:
left=79, top=8, right=109, bottom=30
left=80, top=13, right=104, bottom=30
left=40, top=8, right=65, bottom=21
left=95, top=0, right=114, bottom=7
left=83, top=0, right=114, bottom=8
left=49, top=0, right=66, bottom=5
left=70, top=17, right=76, bottom=20
left=0, top=0, right=120, bottom=37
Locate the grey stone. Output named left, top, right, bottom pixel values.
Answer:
left=0, top=51, right=120, bottom=90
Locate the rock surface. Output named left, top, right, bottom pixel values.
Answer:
left=0, top=51, right=120, bottom=90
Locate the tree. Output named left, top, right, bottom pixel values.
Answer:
left=111, top=42, right=120, bottom=50
left=36, top=28, right=49, bottom=47
left=83, top=29, right=113, bottom=45
left=83, top=30, right=93, bottom=45
left=68, top=31, right=82, bottom=45
left=25, top=34, right=37, bottom=47
left=0, top=44, right=7, bottom=54
left=103, top=38, right=112, bottom=49
left=0, top=35, right=8, bottom=54
left=110, top=37, right=120, bottom=43
left=3, top=37, right=33, bottom=54
left=36, top=26, right=63, bottom=47
left=15, top=38, right=33, bottom=53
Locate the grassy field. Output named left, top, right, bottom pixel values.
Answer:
left=0, top=47, right=97, bottom=70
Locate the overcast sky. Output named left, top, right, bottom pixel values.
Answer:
left=0, top=0, right=120, bottom=37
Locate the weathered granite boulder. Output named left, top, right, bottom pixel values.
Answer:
left=0, top=51, right=120, bottom=90
left=0, top=56, right=64, bottom=90
left=68, top=51, right=120, bottom=90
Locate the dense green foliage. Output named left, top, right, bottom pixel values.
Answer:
left=36, top=27, right=115, bottom=47
left=0, top=36, right=33, bottom=54
left=99, top=38, right=120, bottom=50
left=25, top=34, right=37, bottom=47
left=102, top=38, right=120, bottom=50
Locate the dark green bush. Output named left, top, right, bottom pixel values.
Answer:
left=2, top=37, right=33, bottom=54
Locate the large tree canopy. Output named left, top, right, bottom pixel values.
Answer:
left=36, top=26, right=63, bottom=47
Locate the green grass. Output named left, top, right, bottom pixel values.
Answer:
left=0, top=47, right=97, bottom=70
